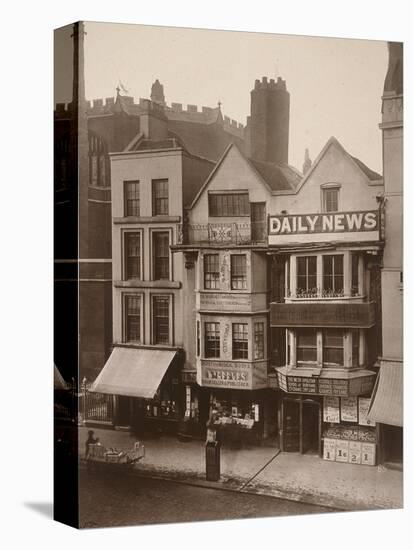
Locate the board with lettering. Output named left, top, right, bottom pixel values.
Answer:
left=361, top=443, right=376, bottom=466
left=349, top=441, right=362, bottom=464
left=335, top=440, right=349, bottom=463
left=358, top=397, right=376, bottom=426
left=341, top=397, right=358, bottom=422
left=323, top=438, right=336, bottom=461
left=323, top=396, right=340, bottom=423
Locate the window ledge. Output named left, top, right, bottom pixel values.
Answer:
left=114, top=280, right=181, bottom=289
left=114, top=216, right=181, bottom=224
left=285, top=295, right=366, bottom=302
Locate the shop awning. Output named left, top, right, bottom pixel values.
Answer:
left=90, top=347, right=177, bottom=399
left=367, top=363, right=403, bottom=427
left=54, top=364, right=69, bottom=391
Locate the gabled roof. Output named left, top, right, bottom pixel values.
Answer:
left=249, top=159, right=302, bottom=191
left=189, top=142, right=301, bottom=209
left=294, top=136, right=382, bottom=194
left=350, top=156, right=382, bottom=181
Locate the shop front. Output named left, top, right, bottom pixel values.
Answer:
left=90, top=345, right=185, bottom=435
left=275, top=368, right=378, bottom=465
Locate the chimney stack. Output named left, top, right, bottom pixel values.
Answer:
left=246, top=76, right=290, bottom=164
left=302, top=148, right=312, bottom=174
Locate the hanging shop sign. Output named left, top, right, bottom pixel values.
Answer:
left=200, top=360, right=268, bottom=390
left=268, top=210, right=380, bottom=245
left=323, top=396, right=340, bottom=423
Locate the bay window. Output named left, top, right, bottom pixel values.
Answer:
left=297, top=328, right=317, bottom=363
left=297, top=256, right=317, bottom=296
left=205, top=322, right=220, bottom=358
left=292, top=328, right=361, bottom=368
left=232, top=323, right=248, bottom=359
left=323, top=329, right=344, bottom=365
left=322, top=255, right=343, bottom=296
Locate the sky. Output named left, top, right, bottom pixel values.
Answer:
left=68, top=22, right=388, bottom=174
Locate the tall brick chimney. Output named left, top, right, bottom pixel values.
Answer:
left=246, top=76, right=290, bottom=164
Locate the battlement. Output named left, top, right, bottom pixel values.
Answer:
left=254, top=76, right=287, bottom=91
left=54, top=95, right=245, bottom=132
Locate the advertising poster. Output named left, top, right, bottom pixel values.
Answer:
left=349, top=441, right=362, bottom=464
left=323, top=438, right=336, bottom=461
left=361, top=443, right=376, bottom=466
left=358, top=397, right=376, bottom=426
left=323, top=396, right=340, bottom=423
left=335, top=440, right=349, bottom=463
left=341, top=397, right=358, bottom=422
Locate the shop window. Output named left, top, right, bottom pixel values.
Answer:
left=322, top=187, right=339, bottom=212
left=208, top=192, right=250, bottom=217
left=323, top=255, right=344, bottom=296
left=297, top=256, right=317, bottom=296
left=231, top=254, right=247, bottom=290
left=204, top=254, right=220, bottom=289
left=152, top=295, right=170, bottom=345
left=124, top=181, right=140, bottom=217
left=153, top=232, right=170, bottom=280
left=351, top=253, right=359, bottom=295
left=125, top=232, right=141, bottom=280
left=254, top=322, right=265, bottom=359
left=125, top=295, right=141, bottom=343
left=152, top=179, right=169, bottom=216
left=232, top=323, right=248, bottom=360
left=205, top=322, right=220, bottom=358
left=323, top=329, right=344, bottom=365
left=146, top=380, right=180, bottom=419
left=297, top=328, right=317, bottom=363
left=352, top=330, right=359, bottom=367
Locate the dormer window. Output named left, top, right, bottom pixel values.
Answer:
left=322, top=185, right=340, bottom=212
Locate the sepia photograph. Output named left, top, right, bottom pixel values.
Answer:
left=53, top=19, right=403, bottom=530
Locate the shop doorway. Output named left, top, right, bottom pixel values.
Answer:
left=116, top=396, right=131, bottom=426
left=302, top=401, right=320, bottom=454
left=280, top=396, right=322, bottom=456
left=381, top=424, right=403, bottom=467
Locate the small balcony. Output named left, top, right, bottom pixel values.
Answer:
left=287, top=287, right=363, bottom=300
left=177, top=222, right=267, bottom=246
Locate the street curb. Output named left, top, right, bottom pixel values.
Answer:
left=80, top=462, right=394, bottom=512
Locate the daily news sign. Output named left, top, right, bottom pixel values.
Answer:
left=268, top=210, right=380, bottom=245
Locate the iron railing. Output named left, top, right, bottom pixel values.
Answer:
left=178, top=222, right=267, bottom=245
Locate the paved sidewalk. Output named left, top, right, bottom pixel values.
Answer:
left=79, top=426, right=403, bottom=511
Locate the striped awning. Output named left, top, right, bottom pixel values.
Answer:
left=90, top=346, right=177, bottom=399
left=367, top=362, right=403, bottom=427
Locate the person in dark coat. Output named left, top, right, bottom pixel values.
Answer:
left=85, top=430, right=97, bottom=458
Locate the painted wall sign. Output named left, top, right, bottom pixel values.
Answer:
left=268, top=210, right=380, bottom=245
left=270, top=302, right=376, bottom=328
left=323, top=396, right=340, bottom=423
left=341, top=397, right=358, bottom=422
left=200, top=360, right=268, bottom=390
left=199, top=292, right=252, bottom=312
